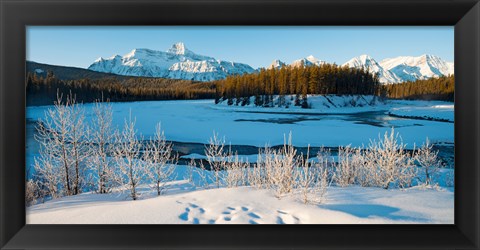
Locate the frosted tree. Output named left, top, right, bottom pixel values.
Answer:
left=86, top=100, right=120, bottom=194
left=205, top=132, right=228, bottom=188
left=144, top=123, right=177, bottom=195
left=34, top=93, right=74, bottom=196
left=32, top=151, right=61, bottom=200
left=414, top=138, right=441, bottom=186
left=114, top=114, right=145, bottom=200
left=66, top=95, right=88, bottom=195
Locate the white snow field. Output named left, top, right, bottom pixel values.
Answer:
left=388, top=102, right=454, bottom=122
left=27, top=180, right=454, bottom=224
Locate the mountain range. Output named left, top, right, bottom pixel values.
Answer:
left=88, top=42, right=454, bottom=84
left=88, top=42, right=255, bottom=82
left=270, top=54, right=454, bottom=84
left=341, top=54, right=454, bottom=83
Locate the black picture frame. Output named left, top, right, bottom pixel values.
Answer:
left=1, top=0, right=479, bottom=249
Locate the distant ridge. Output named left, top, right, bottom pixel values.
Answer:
left=342, top=54, right=454, bottom=84
left=27, top=61, right=132, bottom=81
left=88, top=42, right=256, bottom=82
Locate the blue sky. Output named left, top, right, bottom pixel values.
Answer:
left=27, top=26, right=453, bottom=69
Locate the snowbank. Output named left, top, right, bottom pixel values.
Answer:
left=388, top=103, right=454, bottom=122
left=215, top=95, right=388, bottom=114
left=27, top=181, right=453, bottom=224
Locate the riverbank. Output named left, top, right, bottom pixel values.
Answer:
left=27, top=180, right=454, bottom=224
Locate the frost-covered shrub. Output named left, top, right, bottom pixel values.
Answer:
left=336, top=145, right=356, bottom=187
left=352, top=148, right=373, bottom=187
left=205, top=132, right=228, bottom=188
left=414, top=138, right=441, bottom=186
left=363, top=128, right=416, bottom=189
left=295, top=148, right=315, bottom=204
left=225, top=154, right=249, bottom=188
left=248, top=160, right=267, bottom=190
left=25, top=179, right=41, bottom=206
left=187, top=159, right=211, bottom=189
left=246, top=135, right=331, bottom=203
left=263, top=134, right=298, bottom=198
left=295, top=147, right=331, bottom=204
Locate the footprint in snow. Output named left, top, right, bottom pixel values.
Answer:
left=189, top=203, right=199, bottom=208
left=208, top=219, right=216, bottom=224
left=216, top=206, right=260, bottom=223
left=276, top=210, right=300, bottom=224
left=276, top=216, right=285, bottom=224
left=248, top=212, right=261, bottom=219
left=178, top=203, right=207, bottom=223
left=249, top=219, right=259, bottom=224
left=179, top=211, right=189, bottom=221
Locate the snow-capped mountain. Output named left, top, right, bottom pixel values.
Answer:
left=88, top=42, right=255, bottom=82
left=379, top=54, right=454, bottom=82
left=342, top=54, right=454, bottom=84
left=269, top=59, right=286, bottom=69
left=88, top=43, right=453, bottom=84
left=342, top=55, right=401, bottom=84
left=291, top=55, right=326, bottom=68
left=266, top=56, right=324, bottom=69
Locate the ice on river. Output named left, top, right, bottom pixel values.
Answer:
left=26, top=97, right=454, bottom=149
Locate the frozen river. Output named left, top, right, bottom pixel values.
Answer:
left=26, top=99, right=454, bottom=172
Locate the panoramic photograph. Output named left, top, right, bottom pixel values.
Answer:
left=25, top=26, right=454, bottom=224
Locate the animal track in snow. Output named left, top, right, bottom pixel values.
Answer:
left=276, top=210, right=300, bottom=224
left=178, top=203, right=207, bottom=223
left=179, top=204, right=299, bottom=224
left=216, top=206, right=261, bottom=224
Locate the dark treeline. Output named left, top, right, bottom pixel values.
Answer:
left=384, top=75, right=454, bottom=102
left=213, top=64, right=382, bottom=107
left=26, top=71, right=216, bottom=106
left=26, top=62, right=455, bottom=106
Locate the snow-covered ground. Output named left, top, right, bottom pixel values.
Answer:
left=27, top=180, right=454, bottom=224
left=388, top=102, right=454, bottom=122
left=214, top=95, right=388, bottom=113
